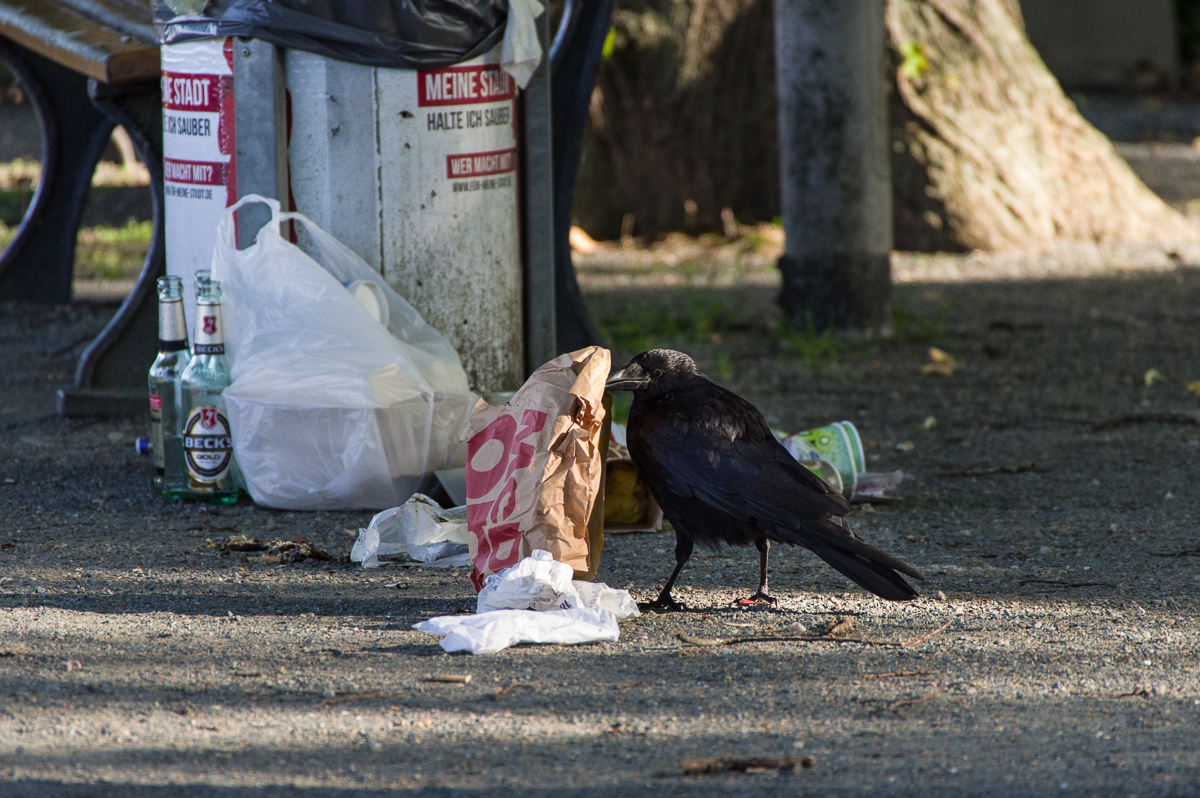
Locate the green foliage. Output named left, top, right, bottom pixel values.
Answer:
left=892, top=297, right=949, bottom=343
left=75, top=220, right=154, bottom=281
left=770, top=311, right=848, bottom=369
left=714, top=352, right=734, bottom=381
left=597, top=291, right=727, bottom=354
left=602, top=27, right=617, bottom=59
left=608, top=390, right=632, bottom=425
left=898, top=41, right=928, bottom=79
left=87, top=220, right=152, bottom=245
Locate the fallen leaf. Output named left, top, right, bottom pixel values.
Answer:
left=1144, top=368, right=1164, bottom=387
left=920, top=347, right=957, bottom=377
left=922, top=416, right=937, bottom=430
left=569, top=225, right=601, bottom=254
left=818, top=616, right=855, bottom=636
left=1187, top=381, right=1200, bottom=395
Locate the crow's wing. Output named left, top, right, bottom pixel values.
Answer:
left=631, top=385, right=850, bottom=526
left=630, top=384, right=923, bottom=586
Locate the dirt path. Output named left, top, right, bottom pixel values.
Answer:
left=2, top=244, right=1200, bottom=795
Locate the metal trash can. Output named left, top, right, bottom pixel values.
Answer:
left=153, top=0, right=539, bottom=394
left=286, top=45, right=523, bottom=393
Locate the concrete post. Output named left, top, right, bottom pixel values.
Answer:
left=233, top=39, right=288, bottom=250
left=774, top=0, right=893, bottom=335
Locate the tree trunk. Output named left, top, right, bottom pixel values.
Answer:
left=573, top=0, right=779, bottom=241
left=574, top=0, right=1198, bottom=250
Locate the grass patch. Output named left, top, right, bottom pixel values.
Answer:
left=770, top=311, right=851, bottom=369
left=0, top=220, right=152, bottom=281
left=75, top=220, right=153, bottom=280
left=597, top=290, right=729, bottom=355
left=892, top=297, right=949, bottom=343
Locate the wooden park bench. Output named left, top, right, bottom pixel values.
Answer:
left=0, top=0, right=162, bottom=416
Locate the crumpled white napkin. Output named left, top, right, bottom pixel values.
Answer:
left=502, top=0, right=545, bottom=88
left=414, top=607, right=618, bottom=655
left=476, top=550, right=640, bottom=618
left=414, top=551, right=639, bottom=654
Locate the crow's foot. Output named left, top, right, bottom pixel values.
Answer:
left=734, top=590, right=777, bottom=607
left=640, top=595, right=687, bottom=613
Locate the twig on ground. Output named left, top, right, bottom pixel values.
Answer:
left=884, top=682, right=948, bottom=714
left=492, top=682, right=534, bottom=700
left=321, top=690, right=409, bottom=706
left=1095, top=688, right=1151, bottom=699
left=681, top=756, right=815, bottom=775
left=1087, top=412, right=1200, bottom=431
left=425, top=674, right=472, bottom=684
left=1148, top=549, right=1200, bottom=558
left=860, top=670, right=943, bottom=680
left=939, top=453, right=1044, bottom=477
left=1018, top=579, right=1114, bottom=588
left=676, top=620, right=952, bottom=649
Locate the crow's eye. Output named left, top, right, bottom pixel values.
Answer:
left=652, top=369, right=663, bottom=378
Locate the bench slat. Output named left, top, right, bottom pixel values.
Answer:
left=0, top=0, right=158, bottom=84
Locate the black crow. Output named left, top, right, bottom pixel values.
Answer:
left=606, top=349, right=924, bottom=610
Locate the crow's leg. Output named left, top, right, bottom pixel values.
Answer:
left=642, top=535, right=694, bottom=612
left=737, top=537, right=778, bottom=606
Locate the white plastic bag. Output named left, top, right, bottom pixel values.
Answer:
left=350, top=494, right=470, bottom=568
left=211, top=195, right=476, bottom=510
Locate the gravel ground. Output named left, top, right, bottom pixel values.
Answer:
left=3, top=243, right=1200, bottom=796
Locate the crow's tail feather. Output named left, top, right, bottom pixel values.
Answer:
left=803, top=538, right=920, bottom=602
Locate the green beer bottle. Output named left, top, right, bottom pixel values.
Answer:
left=179, top=277, right=238, bottom=503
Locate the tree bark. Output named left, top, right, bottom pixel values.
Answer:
left=574, top=0, right=1198, bottom=250
left=573, top=0, right=779, bottom=240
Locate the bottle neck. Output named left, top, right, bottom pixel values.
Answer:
left=193, top=299, right=225, bottom=356
left=158, top=297, right=189, bottom=352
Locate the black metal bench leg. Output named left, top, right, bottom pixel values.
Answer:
left=0, top=39, right=114, bottom=304
left=57, top=80, right=164, bottom=418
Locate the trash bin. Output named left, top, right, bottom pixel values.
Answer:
left=285, top=46, right=524, bottom=395
left=153, top=0, right=537, bottom=392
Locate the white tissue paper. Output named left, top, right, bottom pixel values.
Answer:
left=350, top=494, right=469, bottom=569
left=414, top=607, right=619, bottom=655
left=415, top=551, right=640, bottom=654
left=501, top=0, right=545, bottom=88
left=476, top=551, right=640, bottom=618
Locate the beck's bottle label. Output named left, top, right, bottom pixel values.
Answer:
left=192, top=303, right=225, bottom=355
left=183, top=405, right=233, bottom=481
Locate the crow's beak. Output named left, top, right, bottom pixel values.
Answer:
left=605, top=366, right=648, bottom=391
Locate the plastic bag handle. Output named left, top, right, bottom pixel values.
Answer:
left=215, top=194, right=283, bottom=250
left=219, top=195, right=361, bottom=265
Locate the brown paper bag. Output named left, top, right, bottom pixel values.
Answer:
left=465, top=347, right=610, bottom=590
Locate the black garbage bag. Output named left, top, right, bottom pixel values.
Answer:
left=154, top=0, right=509, bottom=70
